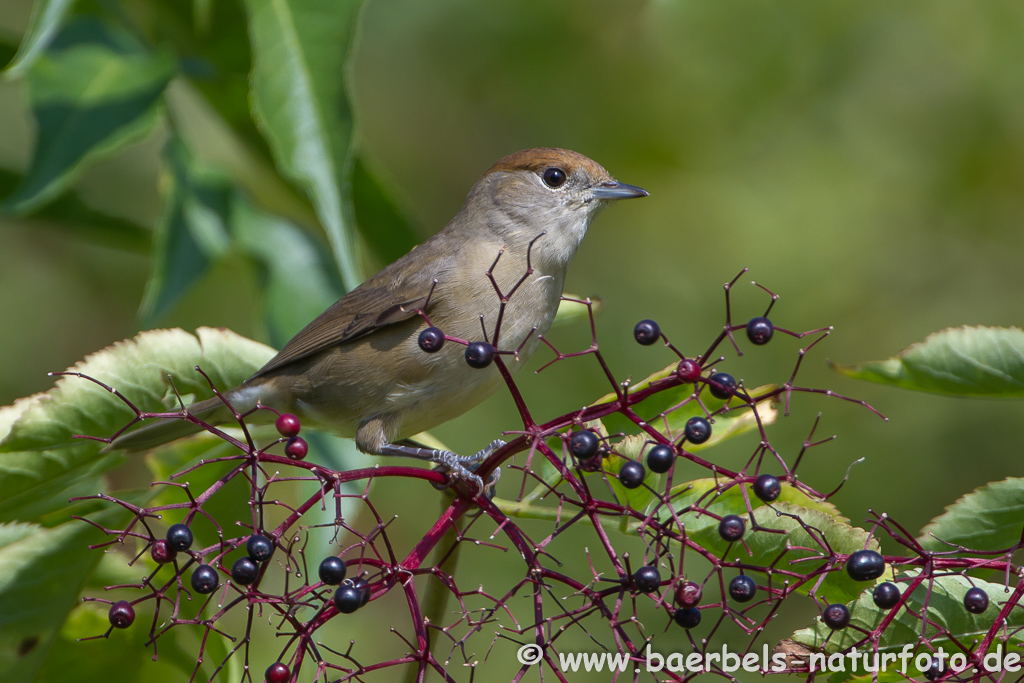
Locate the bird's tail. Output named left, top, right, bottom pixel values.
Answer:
left=107, top=395, right=233, bottom=453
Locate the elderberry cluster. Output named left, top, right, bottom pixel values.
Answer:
left=66, top=268, right=1016, bottom=683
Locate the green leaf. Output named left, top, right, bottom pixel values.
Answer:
left=2, top=0, right=75, bottom=79
left=2, top=19, right=174, bottom=213
left=244, top=0, right=364, bottom=291
left=351, top=155, right=420, bottom=265
left=139, top=138, right=231, bottom=325
left=0, top=167, right=150, bottom=252
left=231, top=190, right=343, bottom=347
left=793, top=571, right=1024, bottom=658
left=0, top=328, right=273, bottom=521
left=0, top=508, right=126, bottom=681
left=604, top=435, right=662, bottom=513
left=663, top=495, right=873, bottom=603
left=831, top=326, right=1024, bottom=398
left=918, top=477, right=1024, bottom=552
left=552, top=295, right=602, bottom=328
left=0, top=327, right=274, bottom=454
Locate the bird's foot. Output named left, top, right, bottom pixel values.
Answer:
left=377, top=440, right=504, bottom=497
left=430, top=440, right=505, bottom=496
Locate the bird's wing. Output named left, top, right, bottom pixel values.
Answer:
left=249, top=260, right=440, bottom=379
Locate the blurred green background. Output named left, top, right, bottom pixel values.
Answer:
left=1, top=0, right=1023, bottom=680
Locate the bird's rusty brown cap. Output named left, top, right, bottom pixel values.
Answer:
left=486, top=148, right=613, bottom=182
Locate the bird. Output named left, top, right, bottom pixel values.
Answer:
left=112, top=148, right=648, bottom=491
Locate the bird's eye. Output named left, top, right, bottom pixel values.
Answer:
left=542, top=167, right=568, bottom=188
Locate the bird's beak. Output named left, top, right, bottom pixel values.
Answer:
left=592, top=180, right=649, bottom=200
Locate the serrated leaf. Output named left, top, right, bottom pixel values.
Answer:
left=831, top=326, right=1024, bottom=398
left=244, top=0, right=364, bottom=291
left=665, top=496, right=872, bottom=603
left=2, top=19, right=174, bottom=213
left=0, top=329, right=272, bottom=521
left=793, top=570, right=1024, bottom=660
left=0, top=327, right=274, bottom=454
left=140, top=138, right=231, bottom=325
left=918, top=477, right=1024, bottom=552
left=2, top=0, right=75, bottom=79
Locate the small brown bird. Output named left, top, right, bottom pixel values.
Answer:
left=113, top=148, right=647, bottom=489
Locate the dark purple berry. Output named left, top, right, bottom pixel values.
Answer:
left=618, top=460, right=646, bottom=489
left=334, top=585, right=362, bottom=613
left=684, top=416, right=712, bottom=444
left=964, top=587, right=989, bottom=614
left=285, top=436, right=308, bottom=459
left=746, top=317, right=774, bottom=345
left=633, top=565, right=661, bottom=594
left=151, top=538, right=176, bottom=564
left=634, top=319, right=661, bottom=345
left=465, top=342, right=495, bottom=369
left=166, top=523, right=193, bottom=552
left=418, top=327, right=445, bottom=353
left=645, top=444, right=674, bottom=474
left=822, top=603, right=851, bottom=630
left=728, top=575, right=757, bottom=602
left=265, top=662, right=290, bottom=683
left=708, top=372, right=737, bottom=400
left=753, top=474, right=782, bottom=502
left=108, top=600, right=135, bottom=629
left=570, top=430, right=600, bottom=460
left=922, top=655, right=947, bottom=681
left=191, top=564, right=219, bottom=594
left=846, top=549, right=885, bottom=581
left=676, top=359, right=702, bottom=383
left=675, top=581, right=702, bottom=607
left=246, top=534, right=274, bottom=562
left=352, top=577, right=371, bottom=606
left=872, top=582, right=901, bottom=609
left=318, top=557, right=347, bottom=585
left=231, top=557, right=259, bottom=585
left=673, top=607, right=702, bottom=629
left=718, top=515, right=745, bottom=542
left=275, top=413, right=300, bottom=437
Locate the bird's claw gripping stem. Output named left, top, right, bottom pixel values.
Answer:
left=377, top=439, right=504, bottom=497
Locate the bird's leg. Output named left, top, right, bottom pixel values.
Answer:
left=376, top=440, right=504, bottom=496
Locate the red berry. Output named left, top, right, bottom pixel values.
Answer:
left=108, top=600, right=135, bottom=628
left=676, top=359, right=702, bottom=383
left=285, top=436, right=308, bottom=460
left=275, top=413, right=300, bottom=438
left=265, top=662, right=290, bottom=683
left=150, top=538, right=177, bottom=564
left=675, top=581, right=702, bottom=607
